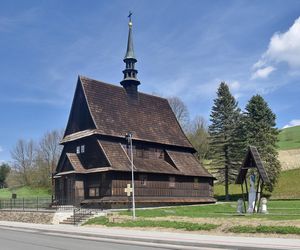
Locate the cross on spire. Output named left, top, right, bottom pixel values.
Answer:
left=128, top=11, right=132, bottom=22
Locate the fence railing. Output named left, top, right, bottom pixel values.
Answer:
left=73, top=203, right=94, bottom=225
left=0, top=198, right=54, bottom=211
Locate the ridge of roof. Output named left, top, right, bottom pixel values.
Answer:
left=78, top=75, right=168, bottom=101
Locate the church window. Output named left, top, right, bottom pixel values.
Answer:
left=169, top=176, right=175, bottom=188
left=81, top=145, right=85, bottom=153
left=89, top=187, right=99, bottom=197
left=139, top=174, right=147, bottom=186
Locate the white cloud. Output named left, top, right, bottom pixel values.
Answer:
left=251, top=66, right=276, bottom=79
left=252, top=16, right=300, bottom=78
left=228, top=81, right=240, bottom=91
left=283, top=119, right=300, bottom=129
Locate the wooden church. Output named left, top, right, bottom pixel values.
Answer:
left=54, top=15, right=215, bottom=208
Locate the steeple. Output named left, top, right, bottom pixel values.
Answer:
left=120, top=12, right=140, bottom=99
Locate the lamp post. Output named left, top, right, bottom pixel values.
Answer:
left=126, top=132, right=136, bottom=220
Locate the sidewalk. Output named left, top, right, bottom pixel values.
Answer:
left=0, top=221, right=299, bottom=249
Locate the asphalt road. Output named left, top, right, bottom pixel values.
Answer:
left=0, top=226, right=298, bottom=250
left=0, top=228, right=172, bottom=250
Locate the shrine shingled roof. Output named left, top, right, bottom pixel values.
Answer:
left=235, top=146, right=270, bottom=184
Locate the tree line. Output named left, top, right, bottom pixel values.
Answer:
left=168, top=82, right=280, bottom=200
left=5, top=130, right=63, bottom=191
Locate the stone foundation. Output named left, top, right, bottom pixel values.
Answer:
left=0, top=211, right=55, bottom=224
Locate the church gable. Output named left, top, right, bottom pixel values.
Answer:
left=64, top=78, right=96, bottom=137
left=77, top=137, right=111, bottom=169
left=57, top=154, right=75, bottom=173
left=79, top=76, right=193, bottom=148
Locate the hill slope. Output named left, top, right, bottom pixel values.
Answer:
left=214, top=168, right=300, bottom=200
left=278, top=125, right=300, bottom=150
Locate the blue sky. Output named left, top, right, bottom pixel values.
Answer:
left=1, top=0, right=300, bottom=162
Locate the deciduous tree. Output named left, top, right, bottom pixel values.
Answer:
left=10, top=139, right=35, bottom=186
left=187, top=116, right=210, bottom=164
left=168, top=96, right=190, bottom=132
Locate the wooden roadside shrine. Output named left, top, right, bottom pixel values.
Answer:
left=235, top=146, right=271, bottom=213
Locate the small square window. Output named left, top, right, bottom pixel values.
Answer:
left=89, top=187, right=99, bottom=197
left=81, top=145, right=85, bottom=153
left=169, top=176, right=175, bottom=188
left=140, top=174, right=147, bottom=186
left=76, top=146, right=80, bottom=154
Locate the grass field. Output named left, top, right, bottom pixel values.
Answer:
left=86, top=200, right=300, bottom=235
left=119, top=200, right=300, bottom=221
left=214, top=168, right=300, bottom=200
left=0, top=186, right=51, bottom=199
left=278, top=125, right=300, bottom=150
left=84, top=217, right=218, bottom=231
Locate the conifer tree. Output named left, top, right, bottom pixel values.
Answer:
left=209, top=82, right=241, bottom=200
left=242, top=95, right=281, bottom=192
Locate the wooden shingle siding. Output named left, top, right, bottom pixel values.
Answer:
left=111, top=173, right=211, bottom=198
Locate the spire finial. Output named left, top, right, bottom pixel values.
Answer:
left=124, top=11, right=136, bottom=60
left=128, top=11, right=133, bottom=27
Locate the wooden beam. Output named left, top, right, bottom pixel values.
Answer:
left=241, top=182, right=247, bottom=213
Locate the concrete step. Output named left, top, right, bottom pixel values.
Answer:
left=59, top=213, right=94, bottom=225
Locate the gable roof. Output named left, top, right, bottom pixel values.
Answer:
left=63, top=76, right=193, bottom=149
left=55, top=139, right=213, bottom=178
left=235, top=146, right=270, bottom=184
left=166, top=150, right=212, bottom=177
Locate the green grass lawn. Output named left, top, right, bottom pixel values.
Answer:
left=119, top=200, right=300, bottom=221
left=86, top=200, right=300, bottom=234
left=228, top=225, right=300, bottom=235
left=84, top=216, right=219, bottom=231
left=278, top=125, right=300, bottom=150
left=0, top=186, right=51, bottom=199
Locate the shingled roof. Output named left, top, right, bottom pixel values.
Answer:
left=63, top=76, right=193, bottom=149
left=235, top=146, right=270, bottom=184
left=56, top=139, right=212, bottom=178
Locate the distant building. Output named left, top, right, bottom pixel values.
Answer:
left=54, top=15, right=215, bottom=208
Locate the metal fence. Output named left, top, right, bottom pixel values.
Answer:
left=0, top=198, right=54, bottom=211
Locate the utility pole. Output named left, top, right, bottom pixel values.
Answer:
left=126, top=132, right=136, bottom=220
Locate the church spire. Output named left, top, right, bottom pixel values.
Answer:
left=124, top=12, right=135, bottom=60
left=120, top=12, right=140, bottom=99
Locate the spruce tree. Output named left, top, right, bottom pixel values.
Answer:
left=243, top=95, right=281, bottom=192
left=209, top=82, right=241, bottom=200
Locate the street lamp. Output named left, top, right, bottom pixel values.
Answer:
left=125, top=132, right=136, bottom=220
